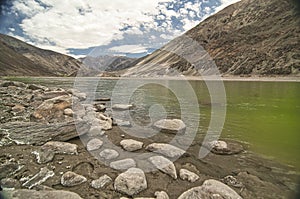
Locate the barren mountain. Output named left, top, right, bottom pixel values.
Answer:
left=82, top=55, right=137, bottom=72
left=0, top=34, right=85, bottom=77
left=124, top=0, right=300, bottom=77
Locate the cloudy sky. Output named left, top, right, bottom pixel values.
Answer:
left=0, top=0, right=239, bottom=58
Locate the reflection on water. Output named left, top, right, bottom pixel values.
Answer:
left=10, top=77, right=300, bottom=170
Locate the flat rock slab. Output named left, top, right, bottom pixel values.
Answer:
left=86, top=138, right=103, bottom=151
left=41, top=141, right=78, bottom=155
left=2, top=189, right=83, bottom=199
left=148, top=156, right=177, bottom=179
left=114, top=168, right=147, bottom=196
left=120, top=139, right=143, bottom=152
left=91, top=174, right=112, bottom=189
left=153, top=119, right=186, bottom=134
left=110, top=158, right=136, bottom=170
left=61, top=171, right=87, bottom=187
left=22, top=167, right=54, bottom=189
left=0, top=120, right=89, bottom=146
left=146, top=143, right=185, bottom=158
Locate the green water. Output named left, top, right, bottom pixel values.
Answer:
left=6, top=77, right=300, bottom=169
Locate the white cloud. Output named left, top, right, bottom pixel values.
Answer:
left=8, top=0, right=242, bottom=56
left=109, top=44, right=148, bottom=54
left=11, top=0, right=173, bottom=55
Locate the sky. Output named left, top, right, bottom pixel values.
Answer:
left=0, top=0, right=240, bottom=58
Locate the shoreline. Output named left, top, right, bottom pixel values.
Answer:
left=2, top=75, right=300, bottom=82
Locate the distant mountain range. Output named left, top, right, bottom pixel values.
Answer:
left=124, top=0, right=300, bottom=77
left=80, top=55, right=138, bottom=72
left=0, top=33, right=85, bottom=76
left=0, top=0, right=299, bottom=77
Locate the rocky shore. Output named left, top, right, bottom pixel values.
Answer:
left=0, top=80, right=299, bottom=199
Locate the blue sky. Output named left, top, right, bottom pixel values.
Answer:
left=0, top=0, right=239, bottom=58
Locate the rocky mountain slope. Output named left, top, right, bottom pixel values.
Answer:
left=124, top=0, right=300, bottom=77
left=0, top=34, right=85, bottom=77
left=82, top=55, right=137, bottom=72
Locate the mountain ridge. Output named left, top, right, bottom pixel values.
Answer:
left=0, top=33, right=85, bottom=77
left=123, top=0, right=300, bottom=77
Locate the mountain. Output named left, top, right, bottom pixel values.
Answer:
left=0, top=34, right=85, bottom=77
left=124, top=0, right=300, bottom=77
left=81, top=55, right=137, bottom=72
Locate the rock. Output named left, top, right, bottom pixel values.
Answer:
left=31, top=95, right=72, bottom=122
left=112, top=104, right=133, bottom=110
left=155, top=191, right=169, bottom=199
left=94, top=103, right=106, bottom=112
left=11, top=104, right=25, bottom=113
left=86, top=138, right=103, bottom=151
left=148, top=156, right=177, bottom=179
left=114, top=119, right=131, bottom=127
left=177, top=186, right=212, bottom=199
left=41, top=141, right=78, bottom=155
left=61, top=171, right=87, bottom=187
left=64, top=108, right=74, bottom=116
left=88, top=126, right=105, bottom=137
left=28, top=84, right=47, bottom=90
left=1, top=81, right=26, bottom=88
left=99, top=149, right=119, bottom=160
left=32, top=150, right=55, bottom=164
left=146, top=143, right=185, bottom=158
left=96, top=113, right=113, bottom=130
left=2, top=189, right=83, bottom=199
left=179, top=169, right=199, bottom=183
left=153, top=119, right=186, bottom=134
left=120, top=139, right=143, bottom=152
left=42, top=91, right=69, bottom=100
left=222, top=175, right=243, bottom=188
left=22, top=167, right=55, bottom=189
left=114, top=168, right=147, bottom=196
left=0, top=162, right=21, bottom=179
left=205, top=140, right=244, bottom=155
left=201, top=179, right=243, bottom=199
left=0, top=120, right=89, bottom=145
left=94, top=97, right=110, bottom=101
left=110, top=158, right=136, bottom=170
left=0, top=178, right=21, bottom=189
left=68, top=89, right=86, bottom=101
left=91, top=174, right=112, bottom=189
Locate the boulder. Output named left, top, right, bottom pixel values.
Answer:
left=86, top=138, right=103, bottom=151
left=201, top=179, right=243, bottom=199
left=96, top=113, right=113, bottom=130
left=88, top=126, right=105, bottom=137
left=32, top=150, right=55, bottom=164
left=99, top=149, right=119, bottom=160
left=64, top=108, right=74, bottom=116
left=205, top=140, right=244, bottom=155
left=179, top=169, right=199, bottom=183
left=2, top=189, right=83, bottom=199
left=155, top=191, right=169, bottom=199
left=61, top=171, right=87, bottom=187
left=148, top=156, right=177, bottom=179
left=31, top=95, right=72, bottom=122
left=110, top=158, right=136, bottom=170
left=146, top=143, right=185, bottom=158
left=153, top=119, right=186, bottom=134
left=91, top=174, right=112, bottom=189
left=114, top=168, right=147, bottom=196
left=41, top=141, right=78, bottom=155
left=120, top=139, right=143, bottom=152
